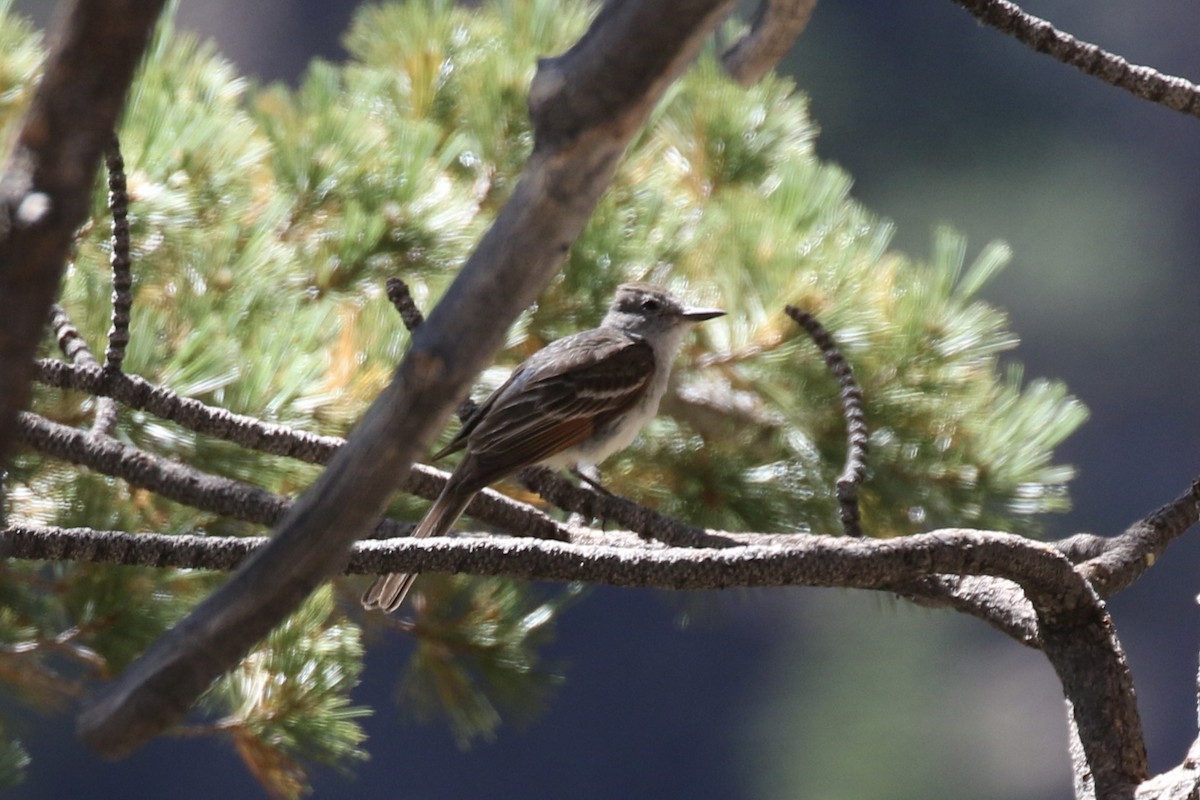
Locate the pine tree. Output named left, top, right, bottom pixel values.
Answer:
left=0, top=0, right=1085, bottom=795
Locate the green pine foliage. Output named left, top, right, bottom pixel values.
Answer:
left=0, top=0, right=1086, bottom=793
left=0, top=0, right=40, bottom=138
left=199, top=587, right=369, bottom=799
left=397, top=577, right=579, bottom=747
left=0, top=718, right=29, bottom=791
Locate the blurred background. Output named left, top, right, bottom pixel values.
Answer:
left=9, top=0, right=1200, bottom=797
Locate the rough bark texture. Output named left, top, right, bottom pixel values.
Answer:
left=0, top=0, right=165, bottom=471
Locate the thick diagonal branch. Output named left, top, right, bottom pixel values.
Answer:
left=76, top=0, right=739, bottom=758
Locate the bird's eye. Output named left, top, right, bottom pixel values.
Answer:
left=640, top=298, right=661, bottom=312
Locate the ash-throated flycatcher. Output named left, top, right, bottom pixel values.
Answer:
left=362, top=282, right=724, bottom=613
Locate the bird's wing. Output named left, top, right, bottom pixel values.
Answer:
left=452, top=328, right=656, bottom=485
left=428, top=378, right=505, bottom=462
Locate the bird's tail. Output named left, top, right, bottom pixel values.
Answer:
left=361, top=487, right=474, bottom=613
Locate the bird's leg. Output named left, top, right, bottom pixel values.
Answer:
left=570, top=464, right=615, bottom=497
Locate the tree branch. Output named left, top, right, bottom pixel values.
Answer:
left=1037, top=591, right=1148, bottom=797
left=1057, top=479, right=1200, bottom=597
left=76, top=0, right=739, bottom=757
left=14, top=410, right=399, bottom=538
left=47, top=305, right=117, bottom=437
left=785, top=306, right=868, bottom=537
left=894, top=574, right=1041, bottom=646
left=32, top=359, right=569, bottom=542
left=517, top=465, right=734, bottom=547
left=721, top=0, right=819, bottom=86
left=950, top=0, right=1200, bottom=118
left=8, top=511, right=1152, bottom=792
left=103, top=134, right=133, bottom=376
left=0, top=523, right=1109, bottom=587
left=0, top=0, right=165, bottom=469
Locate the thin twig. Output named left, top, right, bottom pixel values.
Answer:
left=785, top=306, right=868, bottom=537
left=49, top=304, right=100, bottom=370
left=950, top=0, right=1200, bottom=118
left=15, top=401, right=567, bottom=546
left=384, top=276, right=426, bottom=333
left=385, top=276, right=478, bottom=420
left=14, top=410, right=411, bottom=540
left=518, top=465, right=734, bottom=547
left=104, top=132, right=132, bottom=374
left=47, top=305, right=118, bottom=436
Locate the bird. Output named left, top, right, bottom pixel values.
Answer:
left=361, top=282, right=725, bottom=613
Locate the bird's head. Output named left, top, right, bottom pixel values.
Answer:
left=603, top=282, right=725, bottom=336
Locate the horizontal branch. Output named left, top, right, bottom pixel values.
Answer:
left=950, top=0, right=1200, bottom=118
left=4, top=526, right=265, bottom=572
left=7, top=516, right=1148, bottom=790
left=16, top=411, right=291, bottom=528
left=33, top=359, right=568, bottom=541
left=0, top=522, right=1078, bottom=592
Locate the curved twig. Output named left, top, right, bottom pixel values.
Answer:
left=49, top=305, right=99, bottom=369
left=950, top=0, right=1200, bottom=118
left=785, top=306, right=868, bottom=536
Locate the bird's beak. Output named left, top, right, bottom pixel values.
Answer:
left=681, top=306, right=725, bottom=323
